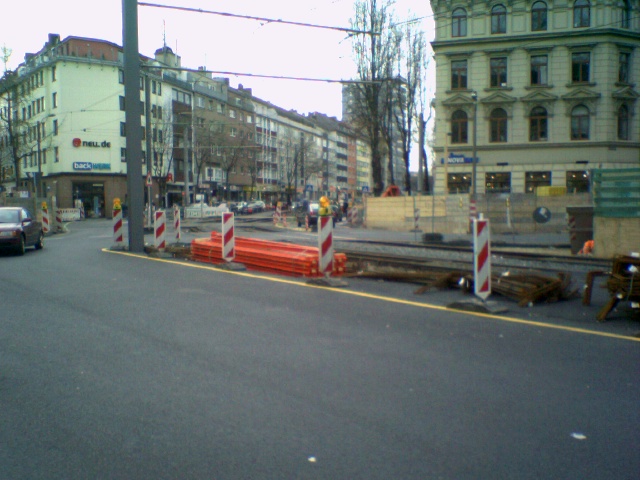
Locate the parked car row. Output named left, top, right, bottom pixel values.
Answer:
left=229, top=201, right=267, bottom=215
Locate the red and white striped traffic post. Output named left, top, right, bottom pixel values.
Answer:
left=318, top=215, right=334, bottom=277
left=55, top=209, right=64, bottom=232
left=473, top=215, right=491, bottom=301
left=154, top=210, right=166, bottom=250
left=41, top=202, right=50, bottom=234
left=347, top=206, right=355, bottom=225
left=112, top=199, right=124, bottom=246
left=173, top=204, right=181, bottom=242
left=469, top=198, right=477, bottom=232
left=222, top=212, right=235, bottom=262
left=273, top=205, right=281, bottom=225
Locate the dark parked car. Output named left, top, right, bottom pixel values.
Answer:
left=295, top=201, right=319, bottom=228
left=0, top=207, right=45, bottom=255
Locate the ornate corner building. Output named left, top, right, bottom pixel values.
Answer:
left=430, top=0, right=639, bottom=195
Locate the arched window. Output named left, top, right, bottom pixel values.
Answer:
left=531, top=1, right=547, bottom=31
left=571, top=105, right=590, bottom=140
left=490, top=108, right=508, bottom=142
left=529, top=107, right=548, bottom=141
left=451, top=110, right=469, bottom=144
left=574, top=0, right=590, bottom=28
left=622, top=0, right=631, bottom=28
left=491, top=5, right=507, bottom=33
left=452, top=8, right=467, bottom=37
left=618, top=105, right=630, bottom=140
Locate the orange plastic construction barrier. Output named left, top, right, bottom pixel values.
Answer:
left=191, top=233, right=346, bottom=277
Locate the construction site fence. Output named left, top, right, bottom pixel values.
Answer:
left=363, top=192, right=592, bottom=235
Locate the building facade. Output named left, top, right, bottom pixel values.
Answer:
left=1, top=34, right=370, bottom=214
left=430, top=0, right=640, bottom=195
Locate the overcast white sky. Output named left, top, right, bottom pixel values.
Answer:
left=2, top=0, right=434, bottom=121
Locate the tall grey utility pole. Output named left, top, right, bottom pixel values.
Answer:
left=123, top=0, right=145, bottom=252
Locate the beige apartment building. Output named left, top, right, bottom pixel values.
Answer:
left=430, top=0, right=639, bottom=195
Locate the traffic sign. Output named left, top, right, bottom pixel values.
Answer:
left=533, top=207, right=551, bottom=224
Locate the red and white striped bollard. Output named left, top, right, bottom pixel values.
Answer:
left=473, top=215, right=491, bottom=300
left=173, top=205, right=181, bottom=242
left=222, top=212, right=235, bottom=262
left=318, top=215, right=334, bottom=277
left=154, top=210, right=166, bottom=250
left=113, top=207, right=124, bottom=246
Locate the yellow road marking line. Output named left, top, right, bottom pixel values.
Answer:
left=102, top=248, right=640, bottom=343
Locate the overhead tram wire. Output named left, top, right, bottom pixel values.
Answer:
left=140, top=65, right=380, bottom=85
left=138, top=2, right=379, bottom=36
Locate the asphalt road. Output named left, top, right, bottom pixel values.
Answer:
left=1, top=220, right=638, bottom=479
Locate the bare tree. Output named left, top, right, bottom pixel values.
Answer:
left=150, top=111, right=175, bottom=205
left=0, top=54, right=34, bottom=191
left=349, top=0, right=397, bottom=196
left=392, top=18, right=429, bottom=195
left=277, top=131, right=298, bottom=204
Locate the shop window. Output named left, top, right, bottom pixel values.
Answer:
left=485, top=172, right=511, bottom=193
left=525, top=171, right=551, bottom=193
left=447, top=173, right=471, bottom=194
left=566, top=170, right=590, bottom=192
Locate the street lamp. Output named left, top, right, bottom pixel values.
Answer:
left=470, top=91, right=478, bottom=197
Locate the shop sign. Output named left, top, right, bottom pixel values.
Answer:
left=73, top=162, right=111, bottom=171
left=72, top=138, right=111, bottom=148
left=441, top=154, right=480, bottom=165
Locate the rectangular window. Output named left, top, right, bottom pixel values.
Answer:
left=229, top=109, right=236, bottom=119
left=230, top=127, right=237, bottom=137
left=157, top=106, right=162, bottom=120
left=566, top=170, right=589, bottom=192
left=52, top=66, right=57, bottom=82
left=42, top=148, right=47, bottom=165
left=485, top=172, right=511, bottom=193
left=152, top=80, right=157, bottom=94
left=572, top=52, right=590, bottom=83
left=246, top=115, right=252, bottom=124
left=119, top=96, right=125, bottom=111
left=451, top=60, right=468, bottom=90
left=121, top=148, right=127, bottom=162
left=120, top=122, right=126, bottom=137
left=525, top=171, right=551, bottom=193
left=217, top=104, right=223, bottom=114
left=52, top=92, right=57, bottom=108
left=54, top=146, right=59, bottom=163
left=118, top=69, right=124, bottom=84
left=53, top=119, right=58, bottom=136
left=490, top=58, right=507, bottom=87
left=619, top=52, right=630, bottom=83
left=530, top=55, right=548, bottom=85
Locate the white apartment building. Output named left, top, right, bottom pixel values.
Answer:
left=1, top=34, right=366, bottom=213
left=430, top=0, right=639, bottom=195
